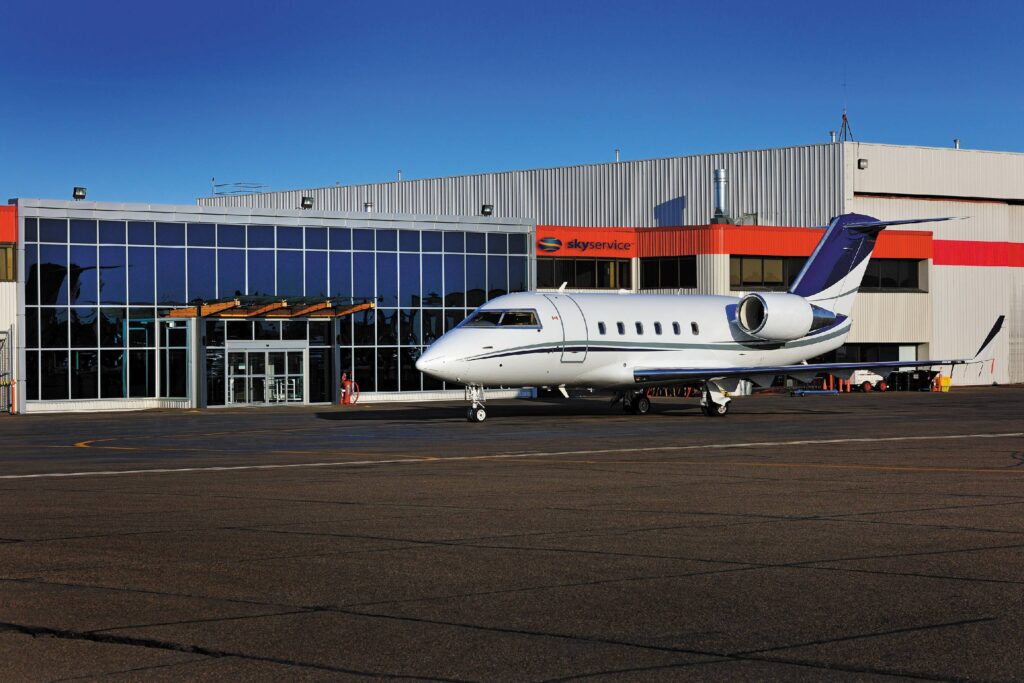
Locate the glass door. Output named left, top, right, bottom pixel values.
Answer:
left=226, top=348, right=306, bottom=405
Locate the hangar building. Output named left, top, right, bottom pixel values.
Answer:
left=202, top=141, right=1024, bottom=388
left=2, top=141, right=1021, bottom=413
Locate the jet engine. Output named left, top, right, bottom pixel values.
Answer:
left=736, top=292, right=837, bottom=341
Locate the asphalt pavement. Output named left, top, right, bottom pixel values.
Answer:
left=1, top=386, right=1022, bottom=681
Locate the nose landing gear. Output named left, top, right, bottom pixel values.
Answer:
left=465, top=385, right=487, bottom=422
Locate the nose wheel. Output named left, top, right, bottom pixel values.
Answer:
left=465, top=385, right=487, bottom=423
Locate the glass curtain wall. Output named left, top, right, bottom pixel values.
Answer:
left=22, top=216, right=530, bottom=403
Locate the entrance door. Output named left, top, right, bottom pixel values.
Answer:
left=227, top=349, right=306, bottom=405
left=544, top=294, right=589, bottom=363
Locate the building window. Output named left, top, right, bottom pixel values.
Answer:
left=0, top=245, right=13, bottom=281
left=729, top=256, right=806, bottom=290
left=537, top=257, right=631, bottom=289
left=640, top=256, right=697, bottom=289
left=860, top=259, right=923, bottom=291
left=598, top=322, right=606, bottom=335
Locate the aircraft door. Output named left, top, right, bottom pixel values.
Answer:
left=544, top=294, right=589, bottom=363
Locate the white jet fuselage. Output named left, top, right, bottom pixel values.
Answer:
left=416, top=291, right=850, bottom=390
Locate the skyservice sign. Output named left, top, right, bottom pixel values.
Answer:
left=535, top=227, right=637, bottom=259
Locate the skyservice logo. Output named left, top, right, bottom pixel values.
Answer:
left=538, top=237, right=562, bottom=252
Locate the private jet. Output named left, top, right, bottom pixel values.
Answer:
left=416, top=213, right=1004, bottom=422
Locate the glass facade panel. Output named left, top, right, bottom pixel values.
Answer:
left=277, top=251, right=304, bottom=296
left=187, top=248, right=217, bottom=301
left=127, top=247, right=155, bottom=304
left=128, top=222, right=154, bottom=245
left=376, top=253, right=397, bottom=306
left=186, top=223, right=215, bottom=247
left=41, top=350, right=69, bottom=399
left=422, top=231, right=442, bottom=252
left=248, top=225, right=274, bottom=248
left=306, top=227, right=327, bottom=250
left=70, top=245, right=99, bottom=304
left=305, top=251, right=328, bottom=298
left=158, top=223, right=186, bottom=246
left=218, top=224, right=245, bottom=248
left=277, top=226, right=303, bottom=249
left=248, top=250, right=275, bottom=296
left=218, top=249, right=245, bottom=298
left=39, top=219, right=68, bottom=243
left=99, top=247, right=127, bottom=304
left=23, top=211, right=529, bottom=404
left=71, top=350, right=99, bottom=399
left=399, top=253, right=420, bottom=307
left=38, top=244, right=69, bottom=305
left=422, top=254, right=443, bottom=306
left=70, top=219, right=97, bottom=244
left=70, top=308, right=98, bottom=348
left=330, top=251, right=352, bottom=299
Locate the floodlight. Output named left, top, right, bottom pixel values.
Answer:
left=300, top=196, right=314, bottom=209
left=481, top=204, right=494, bottom=216
left=72, top=186, right=87, bottom=200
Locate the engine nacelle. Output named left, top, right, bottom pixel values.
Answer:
left=736, top=292, right=836, bottom=341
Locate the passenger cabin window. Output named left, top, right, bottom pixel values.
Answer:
left=672, top=322, right=681, bottom=335
left=691, top=322, right=700, bottom=336
left=463, top=310, right=539, bottom=328
left=654, top=322, right=662, bottom=335
left=616, top=322, right=625, bottom=335
left=635, top=322, right=644, bottom=335
left=598, top=322, right=606, bottom=335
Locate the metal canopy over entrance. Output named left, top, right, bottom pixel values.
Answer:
left=167, top=297, right=375, bottom=320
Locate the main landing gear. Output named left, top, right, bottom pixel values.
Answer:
left=465, top=385, right=487, bottom=422
left=700, top=384, right=731, bottom=417
left=619, top=390, right=652, bottom=415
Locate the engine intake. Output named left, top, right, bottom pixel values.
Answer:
left=736, top=292, right=837, bottom=341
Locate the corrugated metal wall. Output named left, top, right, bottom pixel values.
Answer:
left=850, top=195, right=1019, bottom=385
left=200, top=144, right=846, bottom=229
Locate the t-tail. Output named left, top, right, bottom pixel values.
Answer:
left=788, top=213, right=959, bottom=317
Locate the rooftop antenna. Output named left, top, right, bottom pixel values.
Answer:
left=837, top=68, right=855, bottom=142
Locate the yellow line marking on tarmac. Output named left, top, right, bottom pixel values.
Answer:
left=0, top=432, right=1019, bottom=480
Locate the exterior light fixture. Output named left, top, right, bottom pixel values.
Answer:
left=364, top=201, right=374, bottom=212
left=481, top=204, right=494, bottom=216
left=72, top=187, right=87, bottom=200
left=857, top=158, right=869, bottom=170
left=300, top=196, right=314, bottom=209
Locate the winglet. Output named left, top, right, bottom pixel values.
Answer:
left=972, top=315, right=1005, bottom=362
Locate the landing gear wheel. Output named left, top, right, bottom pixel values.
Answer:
left=634, top=395, right=651, bottom=415
left=622, top=399, right=636, bottom=414
left=702, top=398, right=729, bottom=417
left=467, top=406, right=487, bottom=422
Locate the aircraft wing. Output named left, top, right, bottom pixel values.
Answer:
left=633, top=316, right=1004, bottom=386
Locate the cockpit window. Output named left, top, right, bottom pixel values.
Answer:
left=462, top=309, right=540, bottom=328
left=500, top=310, right=539, bottom=326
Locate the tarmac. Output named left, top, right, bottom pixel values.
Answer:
left=1, top=386, right=1023, bottom=681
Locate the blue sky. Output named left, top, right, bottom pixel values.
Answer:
left=1, top=0, right=1021, bottom=204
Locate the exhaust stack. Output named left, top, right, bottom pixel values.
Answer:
left=711, top=168, right=731, bottom=224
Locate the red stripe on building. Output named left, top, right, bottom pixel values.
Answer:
left=539, top=224, right=934, bottom=260
left=933, top=240, right=1024, bottom=267
left=0, top=206, right=16, bottom=243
